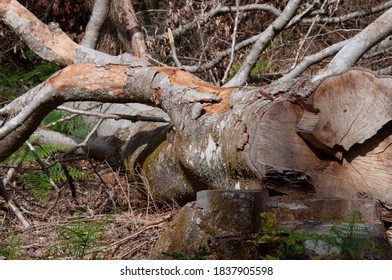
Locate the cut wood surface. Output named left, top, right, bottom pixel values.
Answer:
left=297, top=69, right=392, bottom=152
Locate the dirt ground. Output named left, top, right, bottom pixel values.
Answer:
left=0, top=159, right=179, bottom=260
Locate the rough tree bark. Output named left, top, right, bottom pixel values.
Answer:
left=1, top=0, right=392, bottom=212
left=81, top=0, right=110, bottom=49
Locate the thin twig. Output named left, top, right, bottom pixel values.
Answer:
left=56, top=105, right=170, bottom=123
left=167, top=28, right=182, bottom=67
left=221, top=0, right=240, bottom=84
left=43, top=103, right=102, bottom=129
left=1, top=147, right=34, bottom=228
left=291, top=7, right=320, bottom=69
left=1, top=177, right=31, bottom=229
left=155, top=3, right=281, bottom=41
left=301, top=0, right=392, bottom=25
left=25, top=141, right=61, bottom=218
left=94, top=219, right=168, bottom=252
left=61, top=118, right=104, bottom=158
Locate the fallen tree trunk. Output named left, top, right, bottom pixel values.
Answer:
left=1, top=0, right=392, bottom=210
left=135, top=68, right=392, bottom=206
left=2, top=62, right=392, bottom=207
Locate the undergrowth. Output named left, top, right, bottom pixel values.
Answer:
left=0, top=233, right=25, bottom=260
left=42, top=109, right=90, bottom=138
left=0, top=50, right=62, bottom=101
left=2, top=135, right=93, bottom=201
left=47, top=212, right=108, bottom=259
left=249, top=212, right=378, bottom=260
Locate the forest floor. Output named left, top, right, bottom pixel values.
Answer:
left=0, top=159, right=179, bottom=260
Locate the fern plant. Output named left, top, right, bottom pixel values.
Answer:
left=48, top=212, right=107, bottom=259
left=319, top=211, right=377, bottom=259
left=42, top=109, right=90, bottom=138
left=0, top=233, right=25, bottom=260
left=2, top=136, right=93, bottom=201
left=249, top=211, right=378, bottom=260
left=0, top=50, right=62, bottom=99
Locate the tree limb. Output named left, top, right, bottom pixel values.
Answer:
left=221, top=0, right=240, bottom=85
left=57, top=105, right=170, bottom=123
left=81, top=0, right=111, bottom=49
left=302, top=0, right=392, bottom=25
left=224, top=0, right=302, bottom=87
left=112, top=0, right=149, bottom=58
left=155, top=3, right=281, bottom=41
left=278, top=38, right=350, bottom=82
left=0, top=0, right=78, bottom=65
left=314, top=6, right=392, bottom=81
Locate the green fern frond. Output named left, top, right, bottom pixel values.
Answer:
left=48, top=164, right=67, bottom=182
left=35, top=144, right=64, bottom=159
left=2, top=135, right=64, bottom=165
left=67, top=167, right=94, bottom=180
left=19, top=173, right=52, bottom=201
left=18, top=163, right=94, bottom=201
left=42, top=110, right=90, bottom=138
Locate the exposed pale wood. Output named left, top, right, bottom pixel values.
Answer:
left=312, top=122, right=392, bottom=205
left=298, top=69, right=392, bottom=152
left=249, top=100, right=328, bottom=178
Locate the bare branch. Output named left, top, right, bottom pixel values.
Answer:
left=378, top=65, right=392, bottom=75
left=113, top=0, right=149, bottom=58
left=221, top=0, right=240, bottom=85
left=61, top=118, right=104, bottom=158
left=156, top=3, right=222, bottom=41
left=303, top=0, right=392, bottom=25
left=218, top=4, right=280, bottom=17
left=286, top=1, right=317, bottom=28
left=81, top=0, right=111, bottom=49
left=314, top=6, right=392, bottom=81
left=278, top=39, right=350, bottom=82
left=1, top=173, right=31, bottom=229
left=57, top=105, right=170, bottom=123
left=180, top=33, right=260, bottom=73
left=167, top=28, right=182, bottom=67
left=25, top=140, right=61, bottom=218
left=0, top=0, right=77, bottom=65
left=157, top=3, right=281, bottom=42
left=224, top=0, right=302, bottom=87
left=364, top=36, right=392, bottom=58
left=290, top=0, right=332, bottom=70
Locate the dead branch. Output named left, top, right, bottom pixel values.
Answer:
left=302, top=0, right=392, bottom=25
left=112, top=0, right=148, bottom=58
left=81, top=0, right=111, bottom=49
left=155, top=2, right=281, bottom=41
left=167, top=28, right=182, bottom=67
left=221, top=0, right=240, bottom=85
left=225, top=0, right=302, bottom=87
left=278, top=39, right=350, bottom=82
left=314, top=6, right=392, bottom=81
left=56, top=105, right=170, bottom=123
left=1, top=175, right=31, bottom=229
left=25, top=141, right=61, bottom=218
